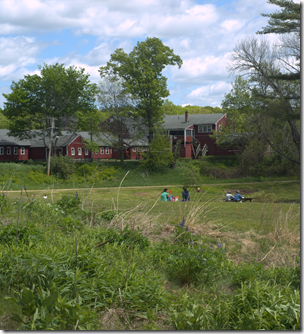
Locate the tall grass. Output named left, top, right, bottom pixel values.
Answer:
left=0, top=172, right=300, bottom=330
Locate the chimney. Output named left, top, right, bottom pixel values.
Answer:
left=185, top=110, right=189, bottom=122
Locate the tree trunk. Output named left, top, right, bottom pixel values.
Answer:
left=172, top=140, right=181, bottom=169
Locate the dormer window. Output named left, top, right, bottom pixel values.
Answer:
left=198, top=125, right=212, bottom=133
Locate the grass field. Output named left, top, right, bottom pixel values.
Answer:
left=0, top=161, right=300, bottom=330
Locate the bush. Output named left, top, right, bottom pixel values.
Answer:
left=0, top=223, right=44, bottom=245
left=140, top=129, right=173, bottom=171
left=56, top=194, right=82, bottom=214
left=50, top=155, right=74, bottom=180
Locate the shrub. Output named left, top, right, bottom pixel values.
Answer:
left=140, top=129, right=173, bottom=171
left=50, top=155, right=74, bottom=180
left=0, top=223, right=44, bottom=245
left=56, top=194, right=82, bottom=214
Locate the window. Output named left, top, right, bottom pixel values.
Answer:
left=71, top=147, right=75, bottom=156
left=100, top=148, right=104, bottom=154
left=20, top=147, right=25, bottom=155
left=137, top=148, right=140, bottom=152
left=0, top=147, right=3, bottom=155
left=132, top=148, right=136, bottom=152
left=169, top=130, right=184, bottom=136
left=85, top=148, right=89, bottom=155
left=7, top=147, right=11, bottom=155
left=198, top=125, right=212, bottom=133
left=219, top=124, right=222, bottom=132
left=78, top=147, right=82, bottom=155
left=105, top=148, right=109, bottom=155
left=14, top=147, right=18, bottom=155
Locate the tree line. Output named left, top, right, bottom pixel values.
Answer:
left=1, top=0, right=300, bottom=170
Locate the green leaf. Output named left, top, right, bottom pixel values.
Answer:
left=21, top=288, right=34, bottom=305
left=4, top=296, right=18, bottom=305
left=44, top=291, right=59, bottom=308
left=10, top=314, right=24, bottom=323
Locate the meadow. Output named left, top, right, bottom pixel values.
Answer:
left=0, top=161, right=300, bottom=330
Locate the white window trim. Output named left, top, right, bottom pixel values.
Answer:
left=85, top=148, right=89, bottom=155
left=78, top=147, right=82, bottom=156
left=100, top=148, right=104, bottom=154
left=0, top=147, right=3, bottom=155
left=14, top=147, right=18, bottom=155
left=71, top=147, right=75, bottom=156
left=198, top=124, right=212, bottom=133
left=20, top=147, right=25, bottom=155
left=7, top=147, right=11, bottom=155
left=105, top=148, right=109, bottom=155
left=132, top=148, right=136, bottom=152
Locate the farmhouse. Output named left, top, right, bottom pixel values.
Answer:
left=0, top=112, right=240, bottom=162
left=163, top=112, right=239, bottom=158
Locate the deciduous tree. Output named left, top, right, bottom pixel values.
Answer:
left=2, top=63, right=97, bottom=154
left=99, top=37, right=182, bottom=143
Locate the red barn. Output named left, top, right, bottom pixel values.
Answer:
left=162, top=112, right=239, bottom=158
left=0, top=129, right=31, bottom=161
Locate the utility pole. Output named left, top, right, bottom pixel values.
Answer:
left=90, top=119, right=93, bottom=163
left=47, top=117, right=54, bottom=177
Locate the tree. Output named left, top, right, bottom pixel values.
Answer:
left=99, top=37, right=182, bottom=143
left=2, top=63, right=97, bottom=153
left=0, top=108, right=10, bottom=129
left=257, top=0, right=300, bottom=35
left=140, top=129, right=173, bottom=171
left=96, top=74, right=143, bottom=166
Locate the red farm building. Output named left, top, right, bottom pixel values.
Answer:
left=162, top=112, right=239, bottom=158
left=0, top=129, right=31, bottom=161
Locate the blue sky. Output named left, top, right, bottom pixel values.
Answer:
left=0, top=0, right=286, bottom=109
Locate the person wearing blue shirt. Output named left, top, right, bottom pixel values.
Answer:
left=182, top=187, right=190, bottom=201
left=233, top=190, right=244, bottom=202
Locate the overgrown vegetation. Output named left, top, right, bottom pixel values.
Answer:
left=0, top=187, right=300, bottom=330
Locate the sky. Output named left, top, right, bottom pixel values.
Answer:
left=0, top=0, right=286, bottom=109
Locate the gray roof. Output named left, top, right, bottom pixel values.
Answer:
left=30, top=131, right=78, bottom=148
left=162, top=113, right=225, bottom=130
left=0, top=129, right=31, bottom=146
left=77, top=132, right=149, bottom=147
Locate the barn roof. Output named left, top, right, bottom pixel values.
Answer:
left=162, top=113, right=225, bottom=130
left=29, top=132, right=78, bottom=148
left=0, top=129, right=31, bottom=146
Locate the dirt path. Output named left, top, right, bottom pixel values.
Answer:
left=4, top=180, right=299, bottom=193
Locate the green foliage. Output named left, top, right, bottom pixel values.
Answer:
left=100, top=210, right=117, bottom=221
left=56, top=194, right=82, bottom=214
left=161, top=99, right=223, bottom=115
left=0, top=193, right=10, bottom=214
left=253, top=191, right=276, bottom=203
left=96, top=226, right=150, bottom=250
left=6, top=287, right=99, bottom=330
left=257, top=0, right=300, bottom=35
left=2, top=63, right=97, bottom=142
left=0, top=223, right=44, bottom=245
left=50, top=154, right=74, bottom=180
left=100, top=37, right=182, bottom=140
left=140, top=130, right=173, bottom=170
left=178, top=163, right=202, bottom=186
